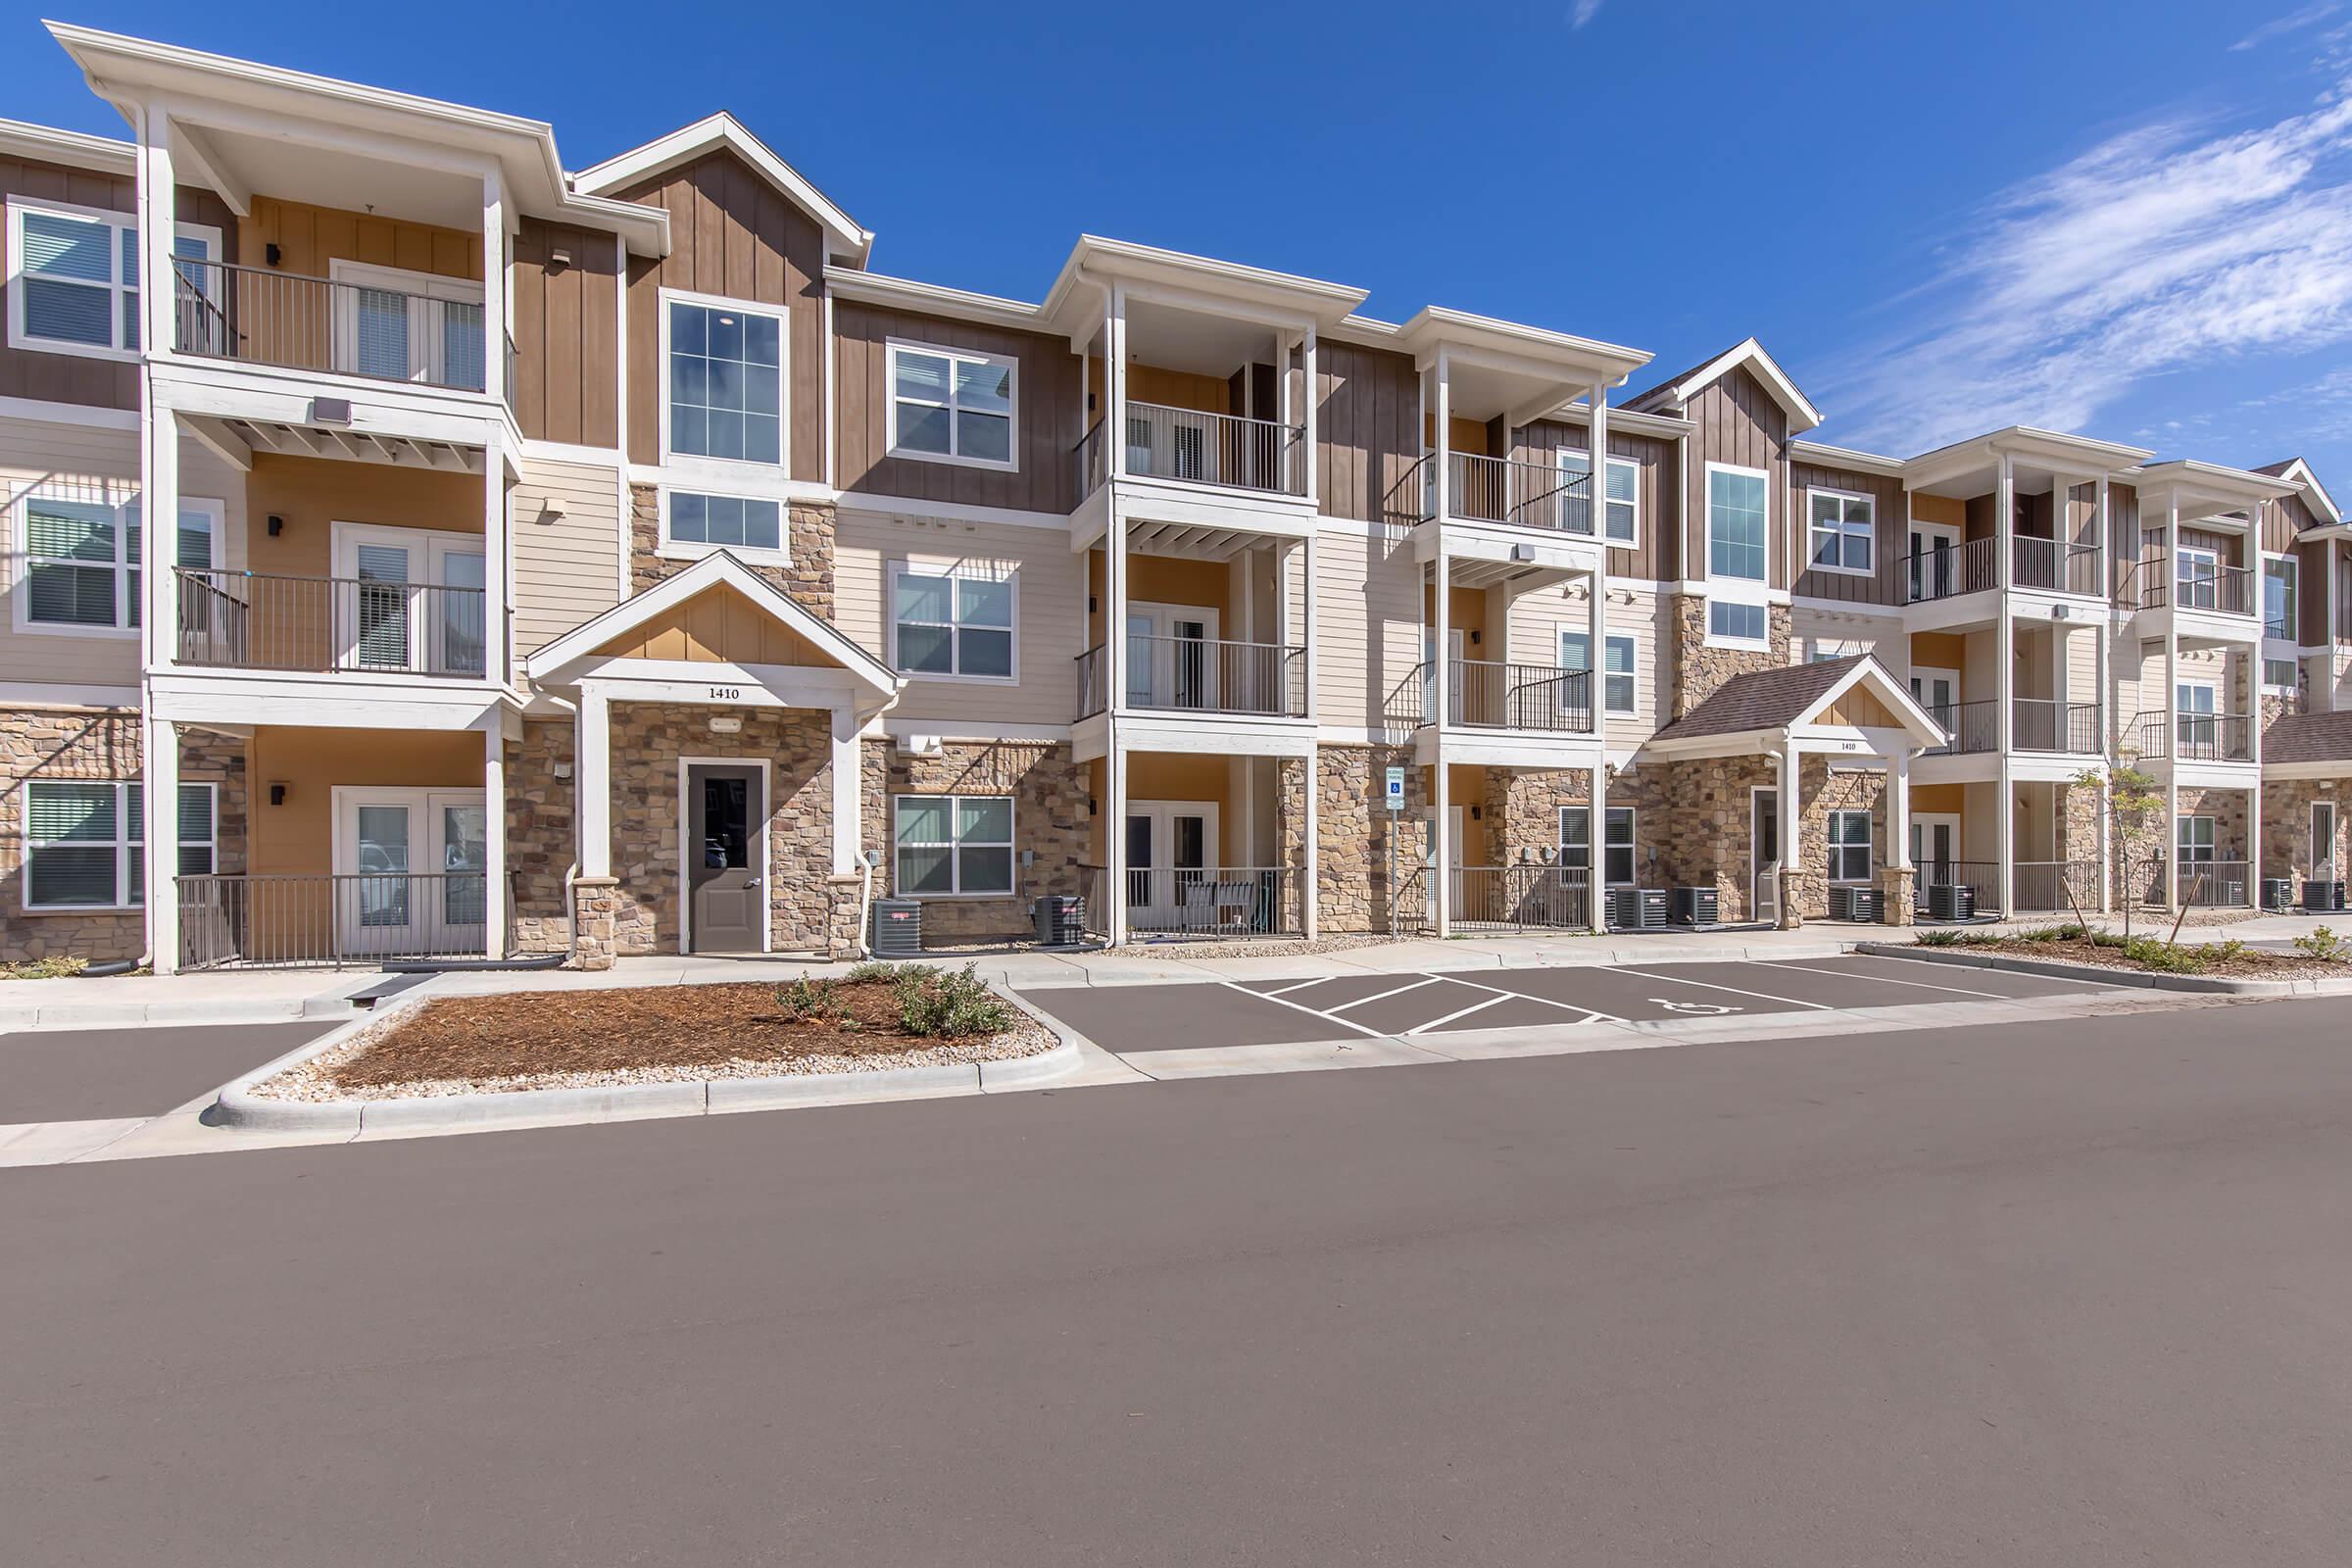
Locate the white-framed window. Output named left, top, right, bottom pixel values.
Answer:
left=2264, top=656, right=2299, bottom=693
left=22, top=779, right=214, bottom=910
left=1827, top=808, right=1873, bottom=885
left=2176, top=813, right=2217, bottom=864
left=662, top=290, right=785, bottom=466
left=16, top=490, right=220, bottom=637
left=5, top=197, right=219, bottom=361
left=1559, top=805, right=1636, bottom=886
left=887, top=340, right=1017, bottom=470
left=1706, top=463, right=1769, bottom=582
left=1707, top=599, right=1768, bottom=646
left=894, top=795, right=1014, bottom=897
left=1806, top=488, right=1874, bottom=575
left=2176, top=543, right=2221, bottom=610
left=1560, top=449, right=1639, bottom=545
left=2264, top=553, right=2298, bottom=641
left=665, top=491, right=783, bottom=554
left=1561, top=629, right=1637, bottom=715
left=892, top=565, right=1015, bottom=681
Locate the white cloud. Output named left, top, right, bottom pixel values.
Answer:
left=2232, top=2, right=2342, bottom=52
left=1824, top=82, right=2352, bottom=456
left=1570, top=0, right=1604, bottom=28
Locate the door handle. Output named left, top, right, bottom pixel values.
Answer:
left=743, top=878, right=760, bottom=890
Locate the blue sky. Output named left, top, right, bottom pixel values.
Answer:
left=20, top=1, right=2352, bottom=479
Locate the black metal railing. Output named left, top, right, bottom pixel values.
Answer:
left=1411, top=660, right=1593, bottom=732
left=2174, top=860, right=2253, bottom=908
left=1074, top=402, right=1305, bottom=498
left=2172, top=560, right=2255, bottom=617
left=1074, top=637, right=1307, bottom=719
left=2012, top=860, right=2101, bottom=913
left=2012, top=698, right=2100, bottom=754
left=172, top=259, right=488, bottom=391
left=1450, top=864, right=1592, bottom=932
left=178, top=872, right=504, bottom=969
left=1121, top=866, right=1304, bottom=937
left=173, top=567, right=487, bottom=678
left=1923, top=699, right=1997, bottom=755
left=2012, top=536, right=2103, bottom=596
left=2128, top=709, right=2253, bottom=762
left=1424, top=453, right=1595, bottom=533
left=1905, top=536, right=1996, bottom=602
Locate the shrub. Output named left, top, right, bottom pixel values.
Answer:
left=2294, top=925, right=2347, bottom=961
left=2119, top=935, right=2205, bottom=973
left=774, top=976, right=842, bottom=1023
left=1914, top=928, right=1964, bottom=947
left=844, top=959, right=906, bottom=984
left=894, top=963, right=1013, bottom=1040
left=0, top=956, right=87, bottom=981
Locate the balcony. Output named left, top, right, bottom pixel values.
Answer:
left=1923, top=699, right=1997, bottom=755
left=2012, top=698, right=2100, bottom=754
left=1074, top=634, right=1307, bottom=720
left=177, top=871, right=500, bottom=968
left=1450, top=863, right=1593, bottom=932
left=1411, top=660, right=1593, bottom=733
left=2011, top=536, right=2102, bottom=596
left=1399, top=453, right=1595, bottom=534
left=1080, top=864, right=1307, bottom=938
left=173, top=567, right=488, bottom=680
left=171, top=259, right=489, bottom=393
left=1077, top=403, right=1305, bottom=499
left=2126, top=709, right=2253, bottom=763
left=1905, top=537, right=1997, bottom=603
left=2121, top=559, right=2256, bottom=616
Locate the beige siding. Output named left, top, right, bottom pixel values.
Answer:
left=834, top=511, right=1083, bottom=729
left=513, top=457, right=623, bottom=653
left=1502, top=581, right=1670, bottom=741
left=1789, top=607, right=1894, bottom=670
left=1313, top=523, right=1421, bottom=729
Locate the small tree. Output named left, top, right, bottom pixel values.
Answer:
left=2084, top=760, right=2166, bottom=942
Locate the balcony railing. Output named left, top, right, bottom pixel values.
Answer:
left=1905, top=536, right=1997, bottom=602
left=1425, top=453, right=1596, bottom=533
left=2174, top=859, right=2253, bottom=908
left=173, top=567, right=488, bottom=679
left=2011, top=536, right=2103, bottom=596
left=2126, top=709, right=2253, bottom=762
left=1412, top=660, right=1593, bottom=732
left=1450, top=864, right=1592, bottom=932
left=1073, top=636, right=1307, bottom=719
left=1923, top=699, right=1997, bottom=756
left=2172, top=560, right=2255, bottom=616
left=178, top=872, right=503, bottom=969
left=2012, top=860, right=2101, bottom=913
left=1103, top=865, right=1305, bottom=937
left=2012, top=698, right=2100, bottom=754
left=1075, top=402, right=1305, bottom=498
left=172, top=259, right=488, bottom=392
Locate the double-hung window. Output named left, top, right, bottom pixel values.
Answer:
left=1827, top=809, right=1873, bottom=885
left=1559, top=450, right=1640, bottom=544
left=666, top=492, right=782, bottom=553
left=1559, top=806, right=1636, bottom=886
left=23, top=779, right=215, bottom=909
left=20, top=491, right=217, bottom=634
left=7, top=199, right=218, bottom=360
left=894, top=795, right=1013, bottom=897
left=2177, top=545, right=2221, bottom=611
left=1807, top=489, right=1874, bottom=574
left=888, top=342, right=1016, bottom=469
left=893, top=567, right=1014, bottom=680
left=665, top=296, right=783, bottom=465
left=2176, top=814, right=2217, bottom=865
left=1561, top=629, right=1637, bottom=715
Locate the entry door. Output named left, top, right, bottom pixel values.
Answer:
left=2315, top=801, right=2339, bottom=883
left=1126, top=800, right=1215, bottom=927
left=2176, top=681, right=2218, bottom=758
left=1910, top=668, right=1958, bottom=727
left=335, top=789, right=488, bottom=956
left=330, top=261, right=487, bottom=389
left=335, top=525, right=486, bottom=677
left=1127, top=605, right=1216, bottom=710
left=1422, top=626, right=1467, bottom=723
left=1909, top=524, right=1960, bottom=600
left=687, top=765, right=763, bottom=953
left=1911, top=813, right=1961, bottom=888
left=1752, top=788, right=1781, bottom=921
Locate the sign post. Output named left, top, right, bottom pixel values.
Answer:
left=1384, top=765, right=1405, bottom=938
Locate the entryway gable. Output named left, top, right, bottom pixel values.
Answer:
left=590, top=581, right=829, bottom=666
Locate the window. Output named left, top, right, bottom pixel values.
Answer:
left=893, top=567, right=1014, bottom=680
left=1560, top=451, right=1640, bottom=544
left=1707, top=464, right=1768, bottom=581
left=2265, top=657, right=2299, bottom=692
left=665, top=296, right=783, bottom=465
left=1807, top=489, right=1874, bottom=574
left=23, top=780, right=213, bottom=909
left=667, top=492, right=782, bottom=553
left=2264, top=554, right=2298, bottom=642
left=2176, top=814, right=2216, bottom=864
left=330, top=262, right=485, bottom=389
left=888, top=341, right=1016, bottom=469
left=894, top=795, right=1013, bottom=897
left=1559, top=805, right=1637, bottom=886
left=1827, top=808, right=1873, bottom=885
left=1708, top=599, right=1767, bottom=644
left=6, top=199, right=217, bottom=359
left=2177, top=545, right=2220, bottom=610
left=19, top=491, right=217, bottom=634
left=1561, top=629, right=1637, bottom=714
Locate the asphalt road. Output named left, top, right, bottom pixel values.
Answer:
left=6, top=998, right=2352, bottom=1565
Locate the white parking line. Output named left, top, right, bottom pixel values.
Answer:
left=1607, top=966, right=1834, bottom=1011
left=1257, top=977, right=1338, bottom=998
left=1762, top=956, right=2124, bottom=998
left=1437, top=972, right=1626, bottom=1025
left=1326, top=977, right=1446, bottom=1014
left=1216, top=981, right=1388, bottom=1038
left=1406, top=994, right=1515, bottom=1035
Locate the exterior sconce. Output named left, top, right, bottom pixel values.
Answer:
left=266, top=514, right=284, bottom=537
left=268, top=782, right=288, bottom=807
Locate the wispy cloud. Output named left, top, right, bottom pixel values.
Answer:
left=1569, top=0, right=1604, bottom=28
left=1824, top=82, right=2352, bottom=457
left=2232, top=1, right=2343, bottom=51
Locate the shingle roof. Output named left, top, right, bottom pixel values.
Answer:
left=2262, top=710, right=2352, bottom=767
left=1648, top=655, right=1870, bottom=745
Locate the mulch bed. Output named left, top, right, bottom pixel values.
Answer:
left=1967, top=935, right=2350, bottom=979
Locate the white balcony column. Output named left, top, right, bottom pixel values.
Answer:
left=1105, top=284, right=1128, bottom=482
left=829, top=703, right=862, bottom=876
left=1889, top=749, right=1913, bottom=872
left=482, top=718, right=508, bottom=960
left=483, top=426, right=510, bottom=685
left=136, top=105, right=179, bottom=364
left=578, top=683, right=612, bottom=879
left=1995, top=451, right=2015, bottom=591
left=1302, top=529, right=1320, bottom=941
left=143, top=404, right=184, bottom=672
left=2162, top=557, right=2180, bottom=912
left=1106, top=742, right=1129, bottom=946
left=1777, top=737, right=1801, bottom=928
left=1301, top=327, right=1319, bottom=502
left=1588, top=380, right=1610, bottom=729
left=2094, top=474, right=2111, bottom=605
left=142, top=715, right=182, bottom=974
left=480, top=172, right=507, bottom=406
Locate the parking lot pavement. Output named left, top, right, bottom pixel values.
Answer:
left=0, top=1022, right=332, bottom=1126
left=1016, top=951, right=2119, bottom=1060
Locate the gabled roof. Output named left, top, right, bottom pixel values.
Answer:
left=1624, top=336, right=1823, bottom=434
left=572, top=113, right=871, bottom=266
left=525, top=551, right=900, bottom=695
left=1645, top=655, right=1943, bottom=751
left=2254, top=457, right=2341, bottom=526
left=2261, top=710, right=2352, bottom=768
left=0, top=116, right=132, bottom=175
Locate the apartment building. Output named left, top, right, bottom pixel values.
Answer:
left=3, top=24, right=2347, bottom=973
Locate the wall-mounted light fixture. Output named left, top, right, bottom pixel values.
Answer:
left=1469, top=804, right=1482, bottom=820
left=264, top=242, right=281, bottom=269
left=268, top=782, right=288, bottom=807
left=1088, top=798, right=1098, bottom=816
left=266, top=514, right=284, bottom=538
left=709, top=715, right=743, bottom=735
left=548, top=247, right=572, bottom=271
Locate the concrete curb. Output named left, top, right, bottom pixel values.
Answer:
left=1854, top=940, right=2352, bottom=998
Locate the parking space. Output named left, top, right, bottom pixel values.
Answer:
left=0, top=1022, right=332, bottom=1125
left=1017, top=951, right=2120, bottom=1060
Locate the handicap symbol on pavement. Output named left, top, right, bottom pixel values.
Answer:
left=1650, top=999, right=1740, bottom=1014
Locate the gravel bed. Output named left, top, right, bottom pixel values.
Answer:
left=1941, top=935, right=2350, bottom=979
left=1130, top=933, right=1401, bottom=961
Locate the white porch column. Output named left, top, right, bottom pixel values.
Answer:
left=1995, top=453, right=2016, bottom=920
left=1889, top=749, right=1912, bottom=871
left=142, top=715, right=180, bottom=974
left=136, top=107, right=178, bottom=366
left=482, top=719, right=507, bottom=960
left=1587, top=379, right=1611, bottom=935
left=829, top=703, right=860, bottom=874
left=1301, top=326, right=1319, bottom=503
left=1432, top=352, right=1452, bottom=938
left=2162, top=490, right=2180, bottom=911
left=1778, top=737, right=1802, bottom=927
left=482, top=426, right=509, bottom=686
left=2247, top=637, right=2265, bottom=906
left=1302, top=527, right=1320, bottom=942
left=1106, top=743, right=1129, bottom=946
left=1103, top=288, right=1129, bottom=946
left=578, top=684, right=612, bottom=879
left=480, top=172, right=507, bottom=407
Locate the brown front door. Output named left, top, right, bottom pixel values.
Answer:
left=687, top=764, right=762, bottom=953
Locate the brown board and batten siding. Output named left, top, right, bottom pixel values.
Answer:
left=1788, top=458, right=1904, bottom=607
left=1518, top=419, right=1675, bottom=583
left=1314, top=339, right=1419, bottom=526
left=0, top=160, right=236, bottom=411
left=2258, top=490, right=2316, bottom=558
left=833, top=302, right=1080, bottom=514
left=1679, top=368, right=1789, bottom=589
left=511, top=219, right=620, bottom=449
left=241, top=196, right=477, bottom=283
left=615, top=150, right=824, bottom=482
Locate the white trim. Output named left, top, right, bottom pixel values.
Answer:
left=1560, top=625, right=1638, bottom=716
left=19, top=776, right=214, bottom=912
left=5, top=195, right=220, bottom=363
left=1826, top=807, right=1874, bottom=886
left=1558, top=801, right=1638, bottom=887
left=0, top=681, right=141, bottom=709
left=837, top=491, right=1070, bottom=531
left=0, top=395, right=139, bottom=430
left=324, top=258, right=484, bottom=387
left=1630, top=336, right=1823, bottom=433
left=678, top=756, right=772, bottom=955
left=1559, top=446, right=1641, bottom=551
left=888, top=559, right=1020, bottom=684
left=1803, top=485, right=1876, bottom=578
left=12, top=484, right=221, bottom=640
left=0, top=119, right=135, bottom=177
left=882, top=337, right=1019, bottom=473
left=1703, top=598, right=1771, bottom=651
left=1704, top=460, right=1771, bottom=592
left=656, top=285, right=789, bottom=480
left=891, top=791, right=1017, bottom=900
left=881, top=716, right=1071, bottom=744
left=657, top=484, right=789, bottom=562
left=573, top=114, right=871, bottom=265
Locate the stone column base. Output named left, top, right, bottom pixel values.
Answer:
left=1878, top=866, right=1916, bottom=927
left=1776, top=868, right=1803, bottom=930
left=569, top=876, right=620, bottom=971
left=825, top=873, right=865, bottom=961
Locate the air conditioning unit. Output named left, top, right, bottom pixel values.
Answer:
left=2303, top=879, right=2348, bottom=912
left=1032, top=895, right=1085, bottom=947
left=2262, top=878, right=2296, bottom=913
left=869, top=899, right=923, bottom=956
left=1829, top=886, right=1885, bottom=923
left=1606, top=886, right=1667, bottom=930
left=1926, top=882, right=1976, bottom=921
left=1670, top=886, right=1719, bottom=927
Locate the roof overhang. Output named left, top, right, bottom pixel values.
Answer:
left=1038, top=235, right=1369, bottom=340
left=2266, top=457, right=2341, bottom=526
left=1789, top=438, right=1906, bottom=477
left=2126, top=459, right=2300, bottom=520
left=0, top=115, right=133, bottom=176
left=573, top=112, right=868, bottom=266
left=1627, top=337, right=1821, bottom=434
left=525, top=552, right=902, bottom=699
left=1640, top=656, right=1946, bottom=759
left=1533, top=403, right=1693, bottom=438
left=1396, top=306, right=1650, bottom=389
left=822, top=266, right=1045, bottom=334
left=1903, top=426, right=2154, bottom=496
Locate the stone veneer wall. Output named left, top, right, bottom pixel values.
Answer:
left=2055, top=782, right=2101, bottom=865
left=605, top=704, right=845, bottom=956
left=0, top=708, right=246, bottom=965
left=1501, top=770, right=1590, bottom=858
left=1670, top=597, right=1793, bottom=717
left=2262, top=777, right=2352, bottom=884
left=627, top=483, right=836, bottom=618
left=859, top=739, right=1089, bottom=946
left=2157, top=786, right=2253, bottom=907
left=508, top=717, right=576, bottom=955
left=1314, top=745, right=1429, bottom=933
left=1610, top=757, right=1780, bottom=921
left=1791, top=760, right=1887, bottom=921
